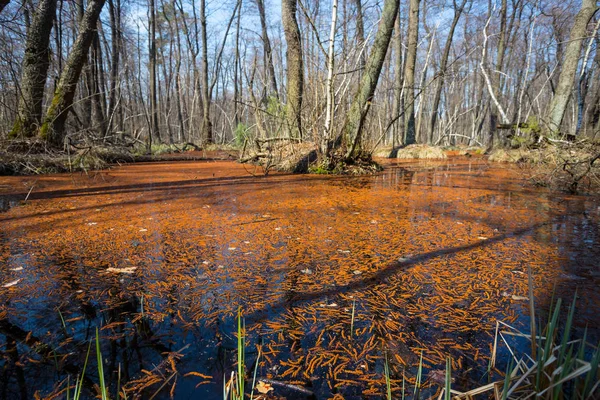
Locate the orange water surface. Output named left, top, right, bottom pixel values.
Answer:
left=0, top=157, right=598, bottom=399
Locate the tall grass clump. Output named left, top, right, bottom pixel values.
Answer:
left=451, top=293, right=599, bottom=399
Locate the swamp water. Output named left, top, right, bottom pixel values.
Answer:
left=0, top=158, right=598, bottom=399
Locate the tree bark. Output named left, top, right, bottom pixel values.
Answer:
left=392, top=10, right=404, bottom=147
left=256, top=0, right=278, bottom=98
left=545, top=0, right=599, bottom=135
left=200, top=0, right=213, bottom=143
left=352, top=0, right=365, bottom=72
left=107, top=0, right=121, bottom=133
left=149, top=0, right=159, bottom=149
left=429, top=0, right=467, bottom=143
left=586, top=36, right=600, bottom=136
left=38, top=0, right=106, bottom=145
left=10, top=0, right=56, bottom=138
left=403, top=0, right=420, bottom=145
left=233, top=0, right=242, bottom=128
left=341, top=0, right=400, bottom=159
left=322, top=0, right=338, bottom=154
left=281, top=0, right=303, bottom=139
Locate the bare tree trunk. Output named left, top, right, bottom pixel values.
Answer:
left=38, top=0, right=106, bottom=145
left=281, top=0, right=303, bottom=139
left=545, top=0, right=598, bottom=135
left=233, top=1, right=241, bottom=129
left=107, top=0, right=120, bottom=133
left=149, top=0, right=159, bottom=149
left=172, top=5, right=186, bottom=141
left=352, top=0, right=365, bottom=72
left=586, top=35, right=600, bottom=136
left=489, top=0, right=507, bottom=148
left=91, top=33, right=107, bottom=134
left=429, top=0, right=467, bottom=143
left=322, top=0, right=338, bottom=154
left=403, top=0, right=420, bottom=145
left=10, top=0, right=57, bottom=138
left=200, top=0, right=212, bottom=143
left=392, top=10, right=404, bottom=147
left=341, top=0, right=400, bottom=159
left=256, top=0, right=278, bottom=98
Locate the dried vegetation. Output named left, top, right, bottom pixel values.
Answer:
left=488, top=141, right=600, bottom=194
left=391, top=145, right=448, bottom=160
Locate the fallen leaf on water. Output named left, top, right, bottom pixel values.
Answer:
left=3, top=279, right=21, bottom=288
left=256, top=381, right=274, bottom=394
left=106, top=267, right=137, bottom=274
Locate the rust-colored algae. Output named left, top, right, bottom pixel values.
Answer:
left=0, top=158, right=598, bottom=399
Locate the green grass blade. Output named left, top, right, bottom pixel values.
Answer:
left=96, top=327, right=108, bottom=400
left=250, top=346, right=261, bottom=400
left=74, top=341, right=92, bottom=400
left=582, top=341, right=600, bottom=398
left=237, top=307, right=244, bottom=400
left=350, top=299, right=356, bottom=338
left=384, top=353, right=392, bottom=400
left=501, top=359, right=513, bottom=400
left=414, top=350, right=423, bottom=399
left=401, top=368, right=405, bottom=400
left=445, top=356, right=451, bottom=400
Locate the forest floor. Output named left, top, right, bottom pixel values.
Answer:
left=0, top=139, right=238, bottom=175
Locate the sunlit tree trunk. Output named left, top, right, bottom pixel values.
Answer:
left=200, top=0, right=212, bottom=143
left=322, top=0, right=338, bottom=155
left=10, top=0, right=56, bottom=138
left=256, top=0, right=278, bottom=98
left=392, top=11, right=404, bottom=147
left=233, top=1, right=242, bottom=128
left=282, top=0, right=303, bottom=138
left=107, top=0, right=121, bottom=133
left=403, top=0, right=420, bottom=145
left=342, top=0, right=400, bottom=159
left=149, top=0, right=159, bottom=149
left=488, top=0, right=508, bottom=148
left=39, top=0, right=106, bottom=145
left=545, top=0, right=599, bottom=135
left=352, top=0, right=365, bottom=72
left=429, top=0, right=467, bottom=143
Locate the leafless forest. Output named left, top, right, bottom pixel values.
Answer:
left=0, top=0, right=599, bottom=161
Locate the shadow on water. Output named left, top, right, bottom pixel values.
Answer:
left=0, top=158, right=598, bottom=399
